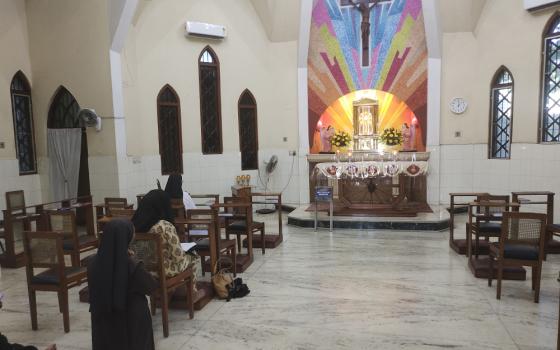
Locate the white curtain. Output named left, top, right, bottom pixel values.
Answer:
left=47, top=128, right=82, bottom=202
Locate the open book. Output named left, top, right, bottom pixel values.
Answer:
left=180, top=242, right=197, bottom=252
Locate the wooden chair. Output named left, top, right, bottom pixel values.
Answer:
left=104, top=197, right=132, bottom=215
left=23, top=231, right=88, bottom=333
left=6, top=190, right=26, bottom=216
left=0, top=223, right=5, bottom=253
left=471, top=195, right=511, bottom=258
left=130, top=233, right=194, bottom=338
left=47, top=211, right=98, bottom=267
left=224, top=197, right=266, bottom=255
left=183, top=208, right=236, bottom=276
left=488, top=212, right=547, bottom=302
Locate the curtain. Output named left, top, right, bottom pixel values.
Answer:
left=47, top=128, right=82, bottom=202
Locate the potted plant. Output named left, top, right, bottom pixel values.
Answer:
left=330, top=130, right=352, bottom=152
left=380, top=127, right=403, bottom=152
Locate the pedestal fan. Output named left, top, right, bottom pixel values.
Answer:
left=256, top=155, right=278, bottom=214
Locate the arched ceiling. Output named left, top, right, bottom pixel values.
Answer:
left=250, top=0, right=300, bottom=42
left=437, top=0, right=487, bottom=33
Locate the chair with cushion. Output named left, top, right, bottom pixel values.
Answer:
left=470, top=194, right=511, bottom=258
left=130, top=233, right=194, bottom=338
left=48, top=211, right=98, bottom=267
left=183, top=208, right=236, bottom=276
left=23, top=231, right=88, bottom=333
left=224, top=197, right=266, bottom=255
left=488, top=212, right=547, bottom=302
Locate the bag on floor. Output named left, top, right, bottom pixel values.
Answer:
left=211, top=259, right=233, bottom=300
left=228, top=278, right=250, bottom=299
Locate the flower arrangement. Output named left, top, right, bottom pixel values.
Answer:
left=330, top=131, right=352, bottom=148
left=380, top=127, right=403, bottom=146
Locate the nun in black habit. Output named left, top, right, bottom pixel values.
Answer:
left=88, top=219, right=158, bottom=350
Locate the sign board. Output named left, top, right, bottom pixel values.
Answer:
left=315, top=186, right=333, bottom=202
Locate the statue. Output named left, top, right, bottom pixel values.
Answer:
left=401, top=122, right=417, bottom=151
left=320, top=125, right=335, bottom=153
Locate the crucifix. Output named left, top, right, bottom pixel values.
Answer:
left=340, top=0, right=392, bottom=66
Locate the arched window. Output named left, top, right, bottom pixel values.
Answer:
left=47, top=86, right=81, bottom=128
left=489, top=67, right=514, bottom=159
left=157, top=84, right=183, bottom=174
left=238, top=89, right=259, bottom=170
left=10, top=71, right=37, bottom=174
left=541, top=14, right=560, bottom=142
left=198, top=46, right=223, bottom=154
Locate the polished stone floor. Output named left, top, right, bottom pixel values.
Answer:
left=0, top=214, right=559, bottom=350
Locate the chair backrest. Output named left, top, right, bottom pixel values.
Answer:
left=110, top=208, right=135, bottom=219
left=6, top=190, right=26, bottom=214
left=501, top=212, right=547, bottom=247
left=23, top=231, right=65, bottom=282
left=47, top=211, right=78, bottom=248
left=129, top=233, right=165, bottom=284
left=104, top=197, right=128, bottom=216
left=171, top=198, right=186, bottom=219
left=476, top=194, right=510, bottom=218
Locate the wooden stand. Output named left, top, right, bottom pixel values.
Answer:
left=448, top=193, right=488, bottom=255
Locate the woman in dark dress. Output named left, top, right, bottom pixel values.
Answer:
left=88, top=219, right=158, bottom=350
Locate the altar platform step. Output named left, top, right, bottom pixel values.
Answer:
left=287, top=205, right=450, bottom=231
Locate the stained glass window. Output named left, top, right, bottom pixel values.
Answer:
left=490, top=67, right=513, bottom=159
left=541, top=16, right=560, bottom=142
left=157, top=85, right=183, bottom=174
left=10, top=71, right=37, bottom=174
left=238, top=90, right=259, bottom=170
left=198, top=46, right=223, bottom=154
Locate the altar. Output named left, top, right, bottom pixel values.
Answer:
left=308, top=152, right=431, bottom=217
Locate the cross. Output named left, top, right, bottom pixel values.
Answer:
left=340, top=0, right=392, bottom=66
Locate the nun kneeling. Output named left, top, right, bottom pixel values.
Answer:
left=88, top=219, right=158, bottom=350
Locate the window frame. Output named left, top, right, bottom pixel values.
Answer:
left=198, top=46, right=223, bottom=155
left=156, top=84, right=184, bottom=175
left=539, top=13, right=560, bottom=143
left=488, top=66, right=514, bottom=160
left=10, top=70, right=37, bottom=175
left=238, top=89, right=259, bottom=170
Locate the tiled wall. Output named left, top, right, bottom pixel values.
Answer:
left=438, top=143, right=560, bottom=219
left=118, top=149, right=302, bottom=207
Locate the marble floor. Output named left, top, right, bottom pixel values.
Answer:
left=0, top=214, right=559, bottom=350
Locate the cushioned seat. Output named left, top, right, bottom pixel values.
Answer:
left=493, top=243, right=539, bottom=260
left=194, top=238, right=209, bottom=249
left=63, top=235, right=97, bottom=250
left=228, top=220, right=247, bottom=231
left=476, top=222, right=502, bottom=234
left=548, top=223, right=560, bottom=232
left=31, top=266, right=86, bottom=285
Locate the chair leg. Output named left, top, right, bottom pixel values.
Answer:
left=59, top=290, right=70, bottom=333
left=162, top=291, right=169, bottom=338
left=261, top=227, right=265, bottom=255
left=0, top=240, right=5, bottom=253
left=237, top=233, right=241, bottom=253
left=232, top=245, right=237, bottom=277
left=28, top=289, right=38, bottom=331
left=496, top=260, right=503, bottom=300
left=475, top=235, right=479, bottom=259
left=186, top=278, right=194, bottom=319
left=488, top=255, right=493, bottom=287
left=150, top=295, right=156, bottom=316
left=534, top=262, right=543, bottom=303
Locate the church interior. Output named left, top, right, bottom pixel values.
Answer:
left=1, top=0, right=560, bottom=349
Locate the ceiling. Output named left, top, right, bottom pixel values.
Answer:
left=438, top=0, right=487, bottom=33
left=250, top=0, right=300, bottom=42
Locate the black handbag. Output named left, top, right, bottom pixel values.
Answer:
left=227, top=277, right=250, bottom=300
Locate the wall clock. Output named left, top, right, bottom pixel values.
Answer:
left=449, top=97, right=468, bottom=114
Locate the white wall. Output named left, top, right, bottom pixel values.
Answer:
left=25, top=0, right=120, bottom=204
left=120, top=0, right=300, bottom=204
left=0, top=0, right=42, bottom=216
left=438, top=0, right=560, bottom=214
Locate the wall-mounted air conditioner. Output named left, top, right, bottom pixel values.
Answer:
left=185, top=21, right=226, bottom=39
left=524, top=0, right=560, bottom=12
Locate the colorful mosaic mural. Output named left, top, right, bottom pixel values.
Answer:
left=308, top=0, right=428, bottom=152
